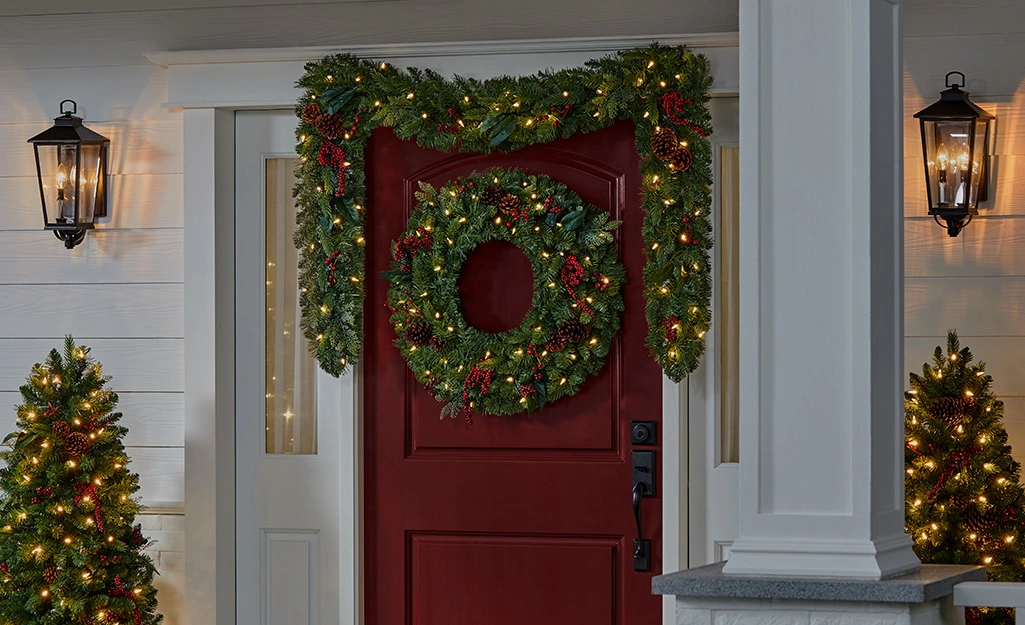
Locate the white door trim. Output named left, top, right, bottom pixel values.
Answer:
left=168, top=34, right=739, bottom=625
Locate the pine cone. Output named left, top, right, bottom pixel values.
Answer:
left=301, top=102, right=322, bottom=124
left=557, top=319, right=588, bottom=343
left=404, top=322, right=433, bottom=347
left=929, top=397, right=964, bottom=425
left=496, top=193, right=521, bottom=215
left=670, top=147, right=694, bottom=172
left=429, top=335, right=445, bottom=352
left=963, top=505, right=987, bottom=532
left=652, top=127, right=682, bottom=162
left=51, top=420, right=70, bottom=439
left=64, top=432, right=91, bottom=459
left=480, top=186, right=504, bottom=206
left=949, top=493, right=969, bottom=510
left=546, top=333, right=568, bottom=353
left=315, top=113, right=349, bottom=140
left=43, top=566, right=57, bottom=584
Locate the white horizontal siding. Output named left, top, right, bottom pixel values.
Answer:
left=0, top=65, right=171, bottom=123
left=905, top=218, right=1025, bottom=278
left=0, top=285, right=182, bottom=338
left=0, top=120, right=182, bottom=177
left=904, top=3, right=1025, bottom=468
left=0, top=339, right=183, bottom=391
left=0, top=232, right=183, bottom=284
left=0, top=392, right=184, bottom=447
left=0, top=34, right=187, bottom=619
left=904, top=0, right=1025, bottom=38
left=0, top=174, right=184, bottom=230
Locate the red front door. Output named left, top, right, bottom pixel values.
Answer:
left=365, top=120, right=662, bottom=625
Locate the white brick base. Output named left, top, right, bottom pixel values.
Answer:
left=675, top=596, right=965, bottom=625
left=140, top=513, right=185, bottom=625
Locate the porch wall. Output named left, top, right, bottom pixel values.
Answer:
left=903, top=3, right=1025, bottom=467
left=0, top=3, right=738, bottom=624
left=0, top=61, right=187, bottom=623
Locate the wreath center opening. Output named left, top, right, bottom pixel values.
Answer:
left=457, top=239, right=535, bottom=334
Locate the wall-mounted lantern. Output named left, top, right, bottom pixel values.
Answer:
left=913, top=72, right=995, bottom=237
left=27, top=100, right=110, bottom=249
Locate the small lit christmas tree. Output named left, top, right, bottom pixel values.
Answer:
left=906, top=330, right=1025, bottom=625
left=0, top=337, right=160, bottom=625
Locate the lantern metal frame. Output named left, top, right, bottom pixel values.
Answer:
left=27, top=99, right=110, bottom=249
left=913, top=72, right=995, bottom=238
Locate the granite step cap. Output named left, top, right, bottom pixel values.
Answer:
left=653, top=562, right=985, bottom=603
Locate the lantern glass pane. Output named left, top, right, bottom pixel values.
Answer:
left=968, top=119, right=989, bottom=209
left=77, top=143, right=104, bottom=223
left=37, top=143, right=79, bottom=225
left=924, top=119, right=973, bottom=209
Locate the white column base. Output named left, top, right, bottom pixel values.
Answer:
left=675, top=595, right=964, bottom=625
left=723, top=534, right=921, bottom=579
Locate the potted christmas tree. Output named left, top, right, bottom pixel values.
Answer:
left=0, top=337, right=160, bottom=624
left=906, top=331, right=1025, bottom=625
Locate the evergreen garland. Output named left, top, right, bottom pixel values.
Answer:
left=295, top=43, right=714, bottom=382
left=384, top=169, right=625, bottom=418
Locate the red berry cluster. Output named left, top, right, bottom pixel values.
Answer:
left=388, top=286, right=422, bottom=323
left=98, top=554, right=124, bottom=566
left=519, top=385, right=536, bottom=398
left=592, top=272, right=610, bottom=292
left=503, top=209, right=531, bottom=226
left=926, top=446, right=979, bottom=500
left=548, top=103, right=572, bottom=126
left=107, top=574, right=143, bottom=625
left=30, top=486, right=54, bottom=504
left=525, top=343, right=546, bottom=380
left=662, top=316, right=681, bottom=342
left=659, top=92, right=708, bottom=137
left=43, top=403, right=60, bottom=420
left=73, top=483, right=105, bottom=531
left=324, top=250, right=341, bottom=287
left=0, top=562, right=6, bottom=573
left=393, top=228, right=434, bottom=269
left=560, top=255, right=593, bottom=316
left=316, top=142, right=349, bottom=196
left=681, top=216, right=701, bottom=246
left=437, top=107, right=461, bottom=133
left=462, top=365, right=494, bottom=424
left=544, top=196, right=559, bottom=213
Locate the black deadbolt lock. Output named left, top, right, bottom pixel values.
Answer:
left=630, top=421, right=657, bottom=446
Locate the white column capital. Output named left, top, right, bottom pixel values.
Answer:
left=723, top=0, right=917, bottom=579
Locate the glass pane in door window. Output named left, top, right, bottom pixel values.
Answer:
left=719, top=147, right=740, bottom=464
left=265, top=158, right=318, bottom=454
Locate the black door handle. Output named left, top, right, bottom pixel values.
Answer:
left=632, top=480, right=651, bottom=572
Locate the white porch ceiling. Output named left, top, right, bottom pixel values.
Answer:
left=0, top=0, right=740, bottom=70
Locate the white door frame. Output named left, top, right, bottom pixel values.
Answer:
left=151, top=33, right=739, bottom=625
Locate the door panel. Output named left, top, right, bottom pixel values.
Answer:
left=365, top=121, right=661, bottom=625
left=687, top=96, right=740, bottom=566
left=412, top=534, right=618, bottom=625
left=235, top=110, right=344, bottom=625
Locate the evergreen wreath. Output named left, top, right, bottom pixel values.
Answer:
left=295, top=43, right=714, bottom=382
left=383, top=169, right=625, bottom=419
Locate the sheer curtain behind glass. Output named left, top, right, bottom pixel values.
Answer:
left=266, top=158, right=318, bottom=454
left=719, top=147, right=740, bottom=464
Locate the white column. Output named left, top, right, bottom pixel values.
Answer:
left=723, top=0, right=919, bottom=578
